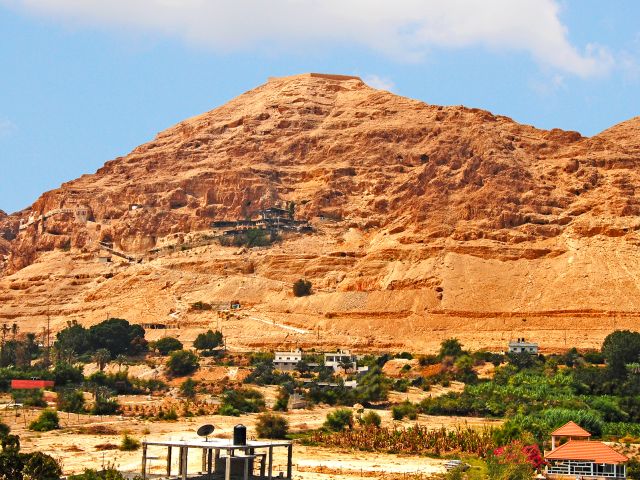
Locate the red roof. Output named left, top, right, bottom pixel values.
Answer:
left=550, top=421, right=591, bottom=438
left=11, top=379, right=55, bottom=389
left=546, top=441, right=628, bottom=464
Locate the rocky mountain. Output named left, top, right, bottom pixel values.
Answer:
left=1, top=73, right=639, bottom=353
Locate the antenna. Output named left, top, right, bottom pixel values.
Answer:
left=197, top=424, right=215, bottom=442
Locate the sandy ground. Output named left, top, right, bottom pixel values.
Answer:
left=5, top=405, right=501, bottom=479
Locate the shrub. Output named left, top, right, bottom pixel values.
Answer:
left=22, top=451, right=63, bottom=479
left=12, top=388, right=46, bottom=407
left=0, top=421, right=9, bottom=438
left=29, top=409, right=60, bottom=432
left=359, top=410, right=382, bottom=427
left=439, top=338, right=463, bottom=359
left=324, top=408, right=353, bottom=431
left=256, top=412, right=289, bottom=439
left=57, top=389, right=85, bottom=413
left=220, top=388, right=265, bottom=415
left=292, top=279, right=312, bottom=297
left=91, top=396, right=120, bottom=415
left=273, top=388, right=290, bottom=412
left=391, top=401, right=417, bottom=421
left=166, top=350, right=199, bottom=376
left=154, top=337, right=183, bottom=355
left=180, top=378, right=198, bottom=399
left=119, top=433, right=141, bottom=451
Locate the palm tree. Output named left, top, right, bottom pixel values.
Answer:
left=10, top=323, right=18, bottom=341
left=115, top=354, right=128, bottom=372
left=93, top=348, right=111, bottom=372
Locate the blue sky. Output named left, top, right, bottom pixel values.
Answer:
left=0, top=0, right=639, bottom=214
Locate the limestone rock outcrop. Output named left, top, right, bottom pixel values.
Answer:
left=1, top=73, right=640, bottom=352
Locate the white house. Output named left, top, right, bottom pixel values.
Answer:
left=324, top=350, right=357, bottom=371
left=273, top=349, right=303, bottom=371
left=508, top=338, right=539, bottom=355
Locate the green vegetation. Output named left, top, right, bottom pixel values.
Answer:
left=256, top=412, right=289, bottom=439
left=292, top=279, right=312, bottom=297
left=358, top=410, right=382, bottom=427
left=55, top=318, right=147, bottom=358
left=57, top=388, right=85, bottom=413
left=193, top=330, right=223, bottom=352
left=153, top=337, right=183, bottom=355
left=180, top=378, right=198, bottom=399
left=219, top=229, right=279, bottom=248
left=119, top=433, right=141, bottom=451
left=28, top=409, right=60, bottom=432
left=219, top=388, right=266, bottom=416
left=323, top=408, right=353, bottom=431
left=166, top=349, right=199, bottom=376
left=309, top=424, right=494, bottom=456
left=391, top=401, right=417, bottom=421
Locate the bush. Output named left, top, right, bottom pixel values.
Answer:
left=292, top=279, right=312, bottom=297
left=12, top=388, right=46, bottom=407
left=273, top=388, right=290, bottom=412
left=180, top=378, right=198, bottom=399
left=391, top=401, right=417, bottom=421
left=154, top=337, right=183, bottom=355
left=119, top=433, right=141, bottom=451
left=57, top=389, right=85, bottom=413
left=69, top=467, right=139, bottom=480
left=359, top=410, right=382, bottom=427
left=166, top=350, right=199, bottom=376
left=92, top=396, right=120, bottom=415
left=22, top=451, right=63, bottom=479
left=220, top=388, right=265, bottom=415
left=439, top=338, right=464, bottom=359
left=0, top=421, right=9, bottom=438
left=256, top=412, right=289, bottom=439
left=29, top=409, right=60, bottom=432
left=324, top=408, right=353, bottom=431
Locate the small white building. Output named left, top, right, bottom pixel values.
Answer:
left=508, top=338, right=538, bottom=355
left=273, top=349, right=303, bottom=371
left=324, top=350, right=357, bottom=371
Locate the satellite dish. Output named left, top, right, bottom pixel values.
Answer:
left=197, top=424, right=215, bottom=441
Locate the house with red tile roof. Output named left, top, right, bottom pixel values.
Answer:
left=545, top=422, right=628, bottom=478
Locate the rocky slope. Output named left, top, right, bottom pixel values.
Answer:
left=1, top=73, right=640, bottom=352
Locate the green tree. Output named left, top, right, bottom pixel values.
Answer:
left=154, top=337, right=183, bottom=355
left=54, top=320, right=91, bottom=356
left=88, top=318, right=146, bottom=357
left=292, top=279, right=312, bottom=297
left=602, top=330, right=640, bottom=378
left=256, top=412, right=289, bottom=439
left=93, top=348, right=111, bottom=371
left=324, top=408, right=353, bottom=431
left=193, top=330, right=223, bottom=352
left=439, top=338, right=463, bottom=359
left=53, top=362, right=84, bottom=386
left=166, top=350, right=199, bottom=377
left=57, top=389, right=85, bottom=413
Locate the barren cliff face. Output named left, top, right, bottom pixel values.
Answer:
left=1, top=73, right=640, bottom=352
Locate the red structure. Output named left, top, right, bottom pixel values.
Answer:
left=10, top=379, right=54, bottom=390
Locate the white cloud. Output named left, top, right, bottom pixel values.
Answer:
left=363, top=75, right=395, bottom=91
left=2, top=0, right=614, bottom=77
